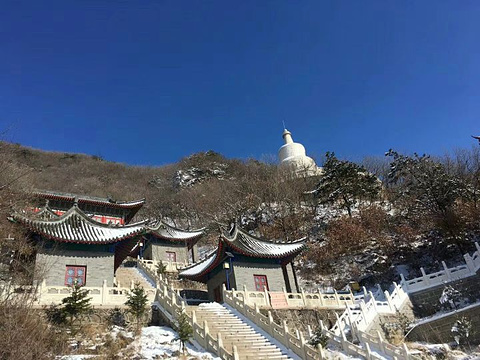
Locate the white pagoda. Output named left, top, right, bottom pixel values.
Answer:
left=278, top=128, right=322, bottom=177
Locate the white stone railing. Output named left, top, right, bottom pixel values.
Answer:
left=223, top=285, right=404, bottom=360
left=327, top=282, right=414, bottom=359
left=356, top=329, right=411, bottom=359
left=227, top=286, right=355, bottom=310
left=332, top=282, right=409, bottom=335
left=400, top=242, right=480, bottom=293
left=154, top=273, right=237, bottom=360
left=137, top=258, right=188, bottom=273
left=34, top=279, right=156, bottom=306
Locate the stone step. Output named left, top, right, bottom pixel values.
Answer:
left=243, top=355, right=290, bottom=360
left=195, top=303, right=291, bottom=360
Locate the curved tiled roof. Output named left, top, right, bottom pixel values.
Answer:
left=179, top=224, right=306, bottom=282
left=222, top=225, right=306, bottom=259
left=148, top=220, right=205, bottom=241
left=34, top=191, right=146, bottom=209
left=14, top=205, right=148, bottom=244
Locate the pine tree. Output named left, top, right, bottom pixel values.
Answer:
left=308, top=326, right=329, bottom=348
left=314, top=152, right=380, bottom=217
left=386, top=150, right=467, bottom=235
left=175, top=312, right=193, bottom=354
left=439, top=285, right=461, bottom=311
left=125, top=282, right=149, bottom=329
left=452, top=316, right=473, bottom=348
left=156, top=260, right=167, bottom=276
left=61, top=282, right=92, bottom=326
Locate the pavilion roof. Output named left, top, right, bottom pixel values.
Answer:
left=34, top=190, right=146, bottom=210
left=179, top=224, right=306, bottom=282
left=148, top=220, right=205, bottom=242
left=13, top=205, right=148, bottom=244
left=34, top=205, right=60, bottom=220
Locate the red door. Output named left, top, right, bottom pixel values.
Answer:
left=254, top=275, right=269, bottom=291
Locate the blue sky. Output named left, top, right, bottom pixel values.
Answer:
left=1, top=1, right=479, bottom=165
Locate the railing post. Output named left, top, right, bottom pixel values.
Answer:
left=317, top=344, right=325, bottom=360
left=334, top=289, right=341, bottom=306
left=442, top=261, right=452, bottom=281
left=384, top=290, right=395, bottom=312
left=102, top=279, right=108, bottom=304
left=365, top=342, right=372, bottom=360
left=233, top=345, right=240, bottom=360
left=267, top=310, right=274, bottom=333
left=307, top=324, right=313, bottom=338
left=399, top=273, right=408, bottom=291
left=283, top=320, right=289, bottom=346
left=464, top=253, right=475, bottom=273
left=340, top=327, right=349, bottom=352
left=318, top=288, right=324, bottom=306
left=301, top=288, right=307, bottom=307
left=203, top=320, right=209, bottom=336
left=299, top=331, right=307, bottom=359
left=362, top=286, right=368, bottom=299
left=377, top=330, right=386, bottom=354
left=369, top=291, right=378, bottom=313
left=217, top=332, right=223, bottom=349
left=359, top=301, right=368, bottom=328
left=334, top=311, right=342, bottom=333
left=420, top=267, right=429, bottom=286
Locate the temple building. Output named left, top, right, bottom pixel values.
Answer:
left=278, top=128, right=322, bottom=177
left=13, top=191, right=205, bottom=286
left=13, top=203, right=147, bottom=287
left=179, top=224, right=306, bottom=302
left=142, top=220, right=205, bottom=265
left=33, top=190, right=145, bottom=225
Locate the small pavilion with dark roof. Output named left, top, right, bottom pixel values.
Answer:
left=179, top=224, right=306, bottom=302
left=142, top=220, right=205, bottom=265
left=14, top=204, right=148, bottom=287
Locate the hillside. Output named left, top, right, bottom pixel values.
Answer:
left=2, top=140, right=480, bottom=289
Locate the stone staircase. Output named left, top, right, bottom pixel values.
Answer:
left=115, top=267, right=154, bottom=289
left=192, top=302, right=292, bottom=360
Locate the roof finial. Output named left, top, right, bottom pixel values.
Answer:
left=282, top=120, right=286, bottom=130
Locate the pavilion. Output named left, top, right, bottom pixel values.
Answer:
left=179, top=224, right=306, bottom=302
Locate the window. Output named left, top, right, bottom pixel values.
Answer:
left=166, top=251, right=176, bottom=262
left=65, top=266, right=86, bottom=286
left=254, top=275, right=269, bottom=291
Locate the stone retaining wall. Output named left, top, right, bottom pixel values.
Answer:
left=407, top=303, right=480, bottom=345
left=408, top=272, right=480, bottom=317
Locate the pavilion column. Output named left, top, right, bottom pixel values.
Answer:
left=291, top=262, right=300, bottom=293
left=282, top=264, right=293, bottom=293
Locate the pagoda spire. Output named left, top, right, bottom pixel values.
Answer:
left=282, top=128, right=294, bottom=144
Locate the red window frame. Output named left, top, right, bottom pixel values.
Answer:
left=254, top=275, right=269, bottom=291
left=65, top=266, right=87, bottom=286
left=166, top=251, right=176, bottom=262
